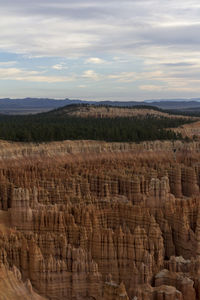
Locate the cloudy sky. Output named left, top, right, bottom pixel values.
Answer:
left=0, top=0, right=200, bottom=101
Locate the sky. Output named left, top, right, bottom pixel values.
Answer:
left=0, top=0, right=200, bottom=101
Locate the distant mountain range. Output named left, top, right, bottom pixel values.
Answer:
left=0, top=98, right=84, bottom=114
left=1, top=97, right=200, bottom=114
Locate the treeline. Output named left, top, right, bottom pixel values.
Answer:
left=0, top=113, right=191, bottom=143
left=165, top=109, right=200, bottom=117
left=50, top=103, right=164, bottom=113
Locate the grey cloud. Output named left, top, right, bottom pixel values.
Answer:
left=162, top=62, right=195, bottom=67
left=140, top=24, right=200, bottom=47
left=0, top=0, right=155, bottom=23
left=0, top=0, right=200, bottom=60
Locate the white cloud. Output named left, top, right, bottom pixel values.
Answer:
left=85, top=57, right=105, bottom=64
left=0, top=61, right=17, bottom=67
left=0, top=67, right=75, bottom=83
left=139, top=83, right=200, bottom=93
left=112, top=56, right=129, bottom=63
left=139, top=85, right=166, bottom=91
left=52, top=63, right=68, bottom=70
left=108, top=72, right=137, bottom=82
left=82, top=70, right=100, bottom=80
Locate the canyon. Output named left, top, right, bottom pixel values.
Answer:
left=0, top=139, right=200, bottom=299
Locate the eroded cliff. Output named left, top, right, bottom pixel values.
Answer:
left=0, top=140, right=200, bottom=299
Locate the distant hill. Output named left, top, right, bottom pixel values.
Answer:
left=1, top=97, right=200, bottom=114
left=0, top=103, right=196, bottom=143
left=146, top=100, right=200, bottom=110
left=92, top=99, right=200, bottom=110
left=49, top=103, right=195, bottom=120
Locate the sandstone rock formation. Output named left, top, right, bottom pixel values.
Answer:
left=0, top=260, right=46, bottom=300
left=0, top=140, right=200, bottom=299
